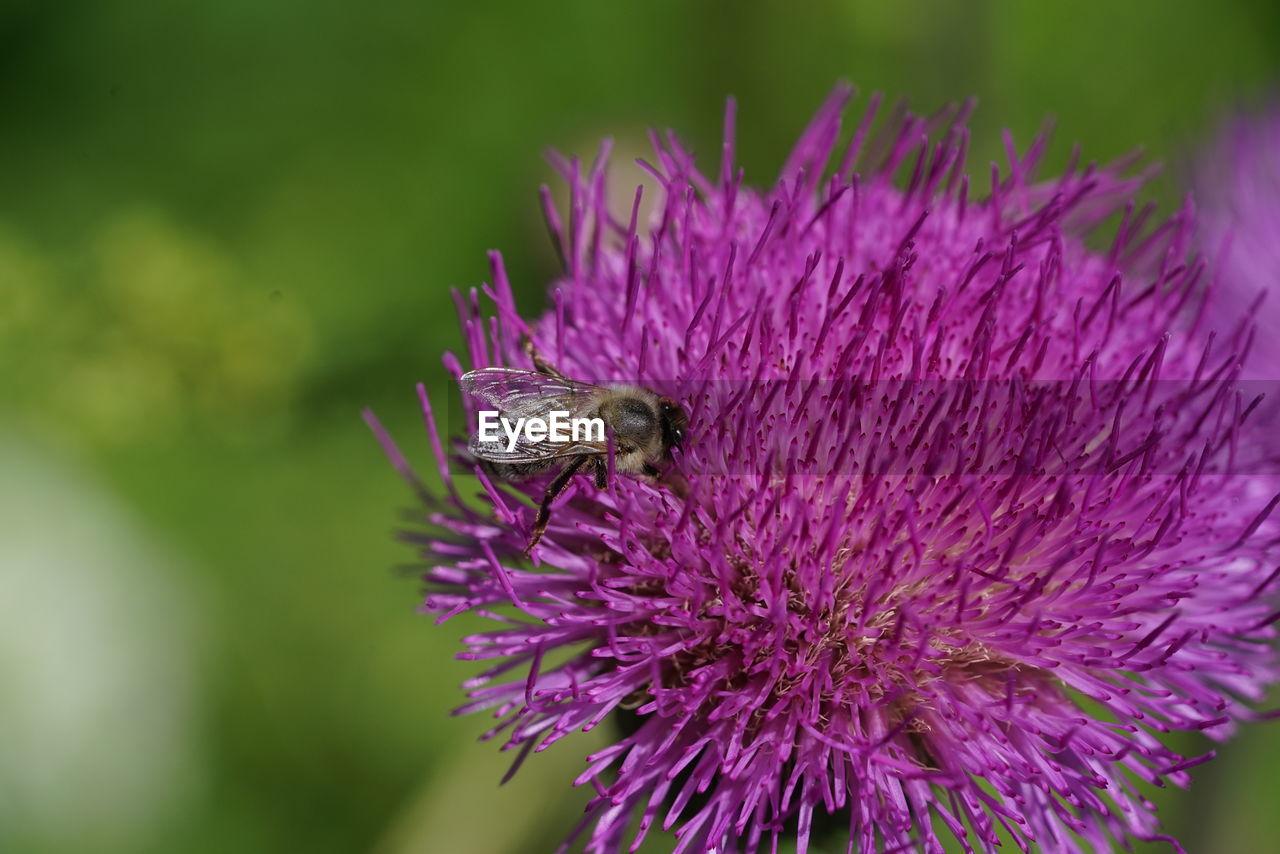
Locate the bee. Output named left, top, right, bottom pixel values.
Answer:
left=460, top=349, right=687, bottom=555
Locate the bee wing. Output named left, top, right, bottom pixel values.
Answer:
left=459, top=368, right=604, bottom=419
left=468, top=434, right=607, bottom=465
left=461, top=368, right=610, bottom=464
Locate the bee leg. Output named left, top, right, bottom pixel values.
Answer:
left=524, top=456, right=587, bottom=555
left=592, top=457, right=608, bottom=490
left=521, top=334, right=569, bottom=380
left=640, top=462, right=661, bottom=478
left=661, top=469, right=692, bottom=500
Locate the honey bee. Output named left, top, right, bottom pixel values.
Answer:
left=460, top=350, right=687, bottom=555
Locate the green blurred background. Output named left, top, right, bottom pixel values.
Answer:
left=2, top=1, right=1279, bottom=852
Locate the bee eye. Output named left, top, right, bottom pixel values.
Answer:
left=658, top=399, right=687, bottom=449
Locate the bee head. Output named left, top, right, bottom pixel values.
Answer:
left=658, top=398, right=687, bottom=452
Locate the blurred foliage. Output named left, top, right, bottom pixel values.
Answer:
left=1, top=211, right=310, bottom=448
left=1, top=1, right=1279, bottom=852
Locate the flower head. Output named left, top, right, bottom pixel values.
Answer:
left=1195, top=107, right=1280, bottom=380
left=370, top=86, right=1280, bottom=853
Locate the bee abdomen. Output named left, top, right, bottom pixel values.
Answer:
left=480, top=459, right=557, bottom=482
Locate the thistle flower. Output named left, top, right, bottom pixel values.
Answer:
left=1195, top=107, right=1280, bottom=380
left=369, top=86, right=1280, bottom=853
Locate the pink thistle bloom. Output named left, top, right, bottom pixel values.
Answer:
left=368, top=86, right=1280, bottom=853
left=1195, top=108, right=1280, bottom=380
